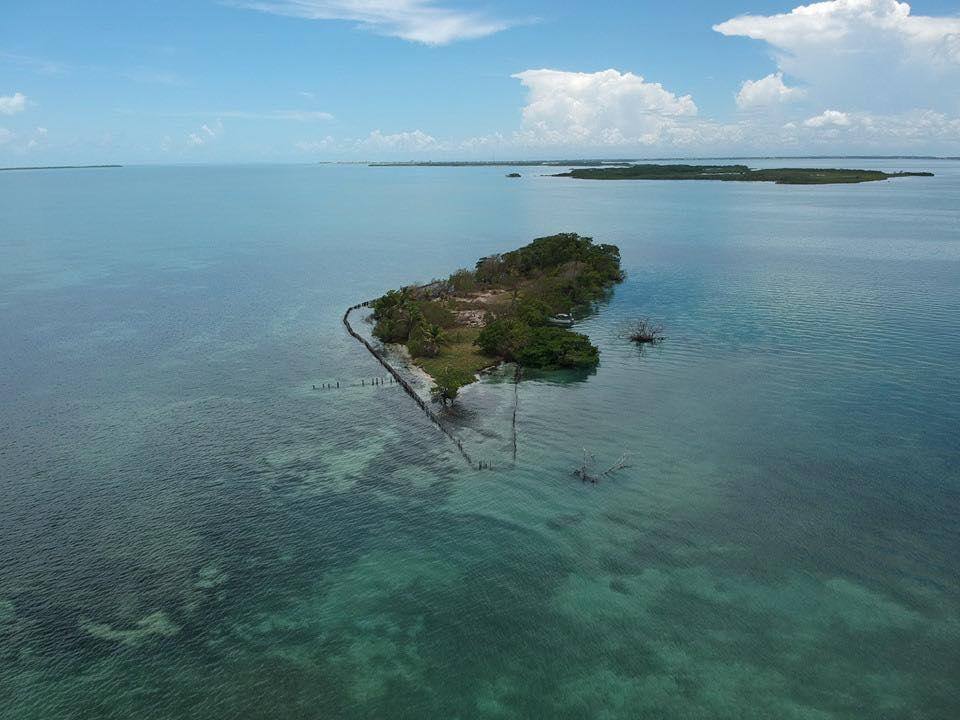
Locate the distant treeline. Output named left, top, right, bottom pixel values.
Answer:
left=366, top=156, right=958, bottom=169
left=553, top=164, right=934, bottom=185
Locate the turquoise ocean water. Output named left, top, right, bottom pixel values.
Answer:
left=1, top=161, right=958, bottom=718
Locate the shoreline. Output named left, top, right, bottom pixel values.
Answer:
left=342, top=301, right=478, bottom=468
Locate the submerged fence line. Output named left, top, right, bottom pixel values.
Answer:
left=343, top=301, right=477, bottom=468
left=512, top=365, right=521, bottom=463
left=312, top=377, right=399, bottom=390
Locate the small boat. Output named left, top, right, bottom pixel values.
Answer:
left=547, top=312, right=574, bottom=327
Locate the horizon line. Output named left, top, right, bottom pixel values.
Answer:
left=4, top=155, right=959, bottom=172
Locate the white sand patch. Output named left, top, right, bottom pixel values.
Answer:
left=81, top=610, right=180, bottom=646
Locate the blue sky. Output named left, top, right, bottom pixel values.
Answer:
left=2, top=0, right=960, bottom=163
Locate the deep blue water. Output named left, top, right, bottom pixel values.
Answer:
left=1, top=161, right=958, bottom=719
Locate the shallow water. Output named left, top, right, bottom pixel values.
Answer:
left=1, top=161, right=958, bottom=719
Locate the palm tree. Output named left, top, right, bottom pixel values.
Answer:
left=398, top=293, right=422, bottom=337
left=421, top=323, right=448, bottom=357
left=373, top=288, right=420, bottom=343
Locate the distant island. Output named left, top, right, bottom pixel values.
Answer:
left=553, top=163, right=933, bottom=185
left=369, top=233, right=623, bottom=403
left=0, top=165, right=122, bottom=172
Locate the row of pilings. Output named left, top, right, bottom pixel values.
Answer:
left=343, top=301, right=479, bottom=469
left=512, top=364, right=522, bottom=463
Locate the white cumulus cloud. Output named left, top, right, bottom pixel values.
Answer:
left=804, top=109, right=852, bottom=127
left=0, top=126, right=54, bottom=154
left=779, top=108, right=960, bottom=150
left=359, top=129, right=439, bottom=151
left=188, top=119, right=223, bottom=146
left=0, top=92, right=27, bottom=115
left=218, top=109, right=334, bottom=121
left=26, top=126, right=48, bottom=150
left=228, top=0, right=514, bottom=45
left=714, top=0, right=960, bottom=52
left=714, top=0, right=960, bottom=113
left=511, top=69, right=698, bottom=147
left=296, top=136, right=335, bottom=152
left=736, top=73, right=804, bottom=109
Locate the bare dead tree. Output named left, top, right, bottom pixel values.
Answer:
left=625, top=318, right=665, bottom=344
left=573, top=448, right=599, bottom=483
left=573, top=449, right=631, bottom=484
left=601, top=453, right=631, bottom=477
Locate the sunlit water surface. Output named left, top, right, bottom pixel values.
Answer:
left=1, top=161, right=958, bottom=719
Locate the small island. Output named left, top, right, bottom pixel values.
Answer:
left=553, top=163, right=933, bottom=184
left=369, top=233, right=623, bottom=403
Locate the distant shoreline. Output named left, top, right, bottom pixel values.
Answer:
left=2, top=158, right=954, bottom=172
left=367, top=156, right=959, bottom=168
left=0, top=164, right=123, bottom=172
left=552, top=163, right=934, bottom=185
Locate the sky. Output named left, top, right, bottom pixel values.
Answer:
left=2, top=0, right=960, bottom=163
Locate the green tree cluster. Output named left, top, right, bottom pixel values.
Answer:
left=371, top=233, right=625, bottom=399
left=372, top=289, right=456, bottom=349
left=475, top=233, right=622, bottom=286
left=429, top=365, right=473, bottom=405
left=470, top=233, right=624, bottom=370
left=476, top=321, right=598, bottom=369
left=408, top=322, right=448, bottom=358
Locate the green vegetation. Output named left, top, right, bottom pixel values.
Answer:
left=477, top=319, right=603, bottom=370
left=429, top=366, right=465, bottom=406
left=553, top=163, right=934, bottom=184
left=475, top=318, right=529, bottom=360
left=370, top=233, right=623, bottom=401
left=515, top=327, right=600, bottom=369
left=415, top=327, right=489, bottom=384
left=408, top=322, right=449, bottom=358
left=447, top=268, right=478, bottom=294
left=370, top=290, right=457, bottom=344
